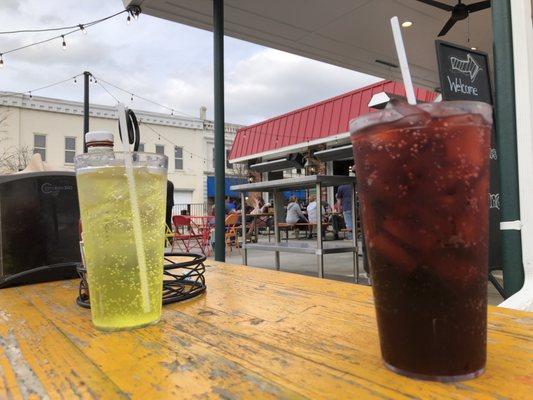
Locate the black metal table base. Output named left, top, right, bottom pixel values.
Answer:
left=76, top=252, right=207, bottom=308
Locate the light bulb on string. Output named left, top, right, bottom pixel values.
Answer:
left=79, top=24, right=87, bottom=35
left=0, top=54, right=4, bottom=69
left=127, top=14, right=131, bottom=24
left=130, top=94, right=134, bottom=102
left=29, top=91, right=32, bottom=98
left=74, top=77, right=77, bottom=83
left=61, top=35, right=67, bottom=50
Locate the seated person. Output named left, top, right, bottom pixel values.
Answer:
left=328, top=203, right=346, bottom=240
left=306, top=194, right=326, bottom=239
left=322, top=200, right=332, bottom=215
left=306, top=194, right=325, bottom=224
left=224, top=196, right=236, bottom=214
left=236, top=201, right=254, bottom=224
left=247, top=197, right=267, bottom=239
left=251, top=197, right=265, bottom=215
left=207, top=205, right=216, bottom=227
left=261, top=199, right=272, bottom=213
left=286, top=196, right=308, bottom=225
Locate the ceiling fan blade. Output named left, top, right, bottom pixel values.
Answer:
left=467, top=1, right=491, bottom=13
left=415, top=0, right=454, bottom=12
left=438, top=16, right=458, bottom=36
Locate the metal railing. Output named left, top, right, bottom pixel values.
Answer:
left=173, top=203, right=209, bottom=216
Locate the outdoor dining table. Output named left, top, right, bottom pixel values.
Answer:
left=247, top=212, right=273, bottom=242
left=0, top=259, right=531, bottom=399
left=231, top=175, right=360, bottom=281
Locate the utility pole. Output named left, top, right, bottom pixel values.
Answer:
left=213, top=0, right=226, bottom=261
left=83, top=71, right=91, bottom=153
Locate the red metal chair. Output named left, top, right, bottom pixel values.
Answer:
left=190, top=216, right=213, bottom=256
left=172, top=215, right=206, bottom=255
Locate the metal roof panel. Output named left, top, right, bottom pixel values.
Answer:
left=229, top=80, right=436, bottom=160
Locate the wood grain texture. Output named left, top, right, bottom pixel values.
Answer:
left=0, top=260, right=532, bottom=399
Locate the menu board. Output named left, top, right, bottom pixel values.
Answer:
left=436, top=40, right=501, bottom=269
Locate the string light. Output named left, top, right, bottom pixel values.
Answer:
left=127, top=15, right=131, bottom=25
left=74, top=77, right=77, bottom=83
left=0, top=54, right=4, bottom=68
left=29, top=91, right=32, bottom=98
left=130, top=94, right=134, bottom=102
left=0, top=8, right=139, bottom=61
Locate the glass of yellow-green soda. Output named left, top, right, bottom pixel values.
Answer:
left=75, top=150, right=168, bottom=331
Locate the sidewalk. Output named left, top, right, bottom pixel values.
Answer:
left=219, top=237, right=505, bottom=306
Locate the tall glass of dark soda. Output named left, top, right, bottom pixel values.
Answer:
left=350, top=101, right=492, bottom=381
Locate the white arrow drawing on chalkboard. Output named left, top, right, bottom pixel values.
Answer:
left=450, top=54, right=482, bottom=82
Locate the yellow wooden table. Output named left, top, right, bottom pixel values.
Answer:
left=0, top=262, right=532, bottom=399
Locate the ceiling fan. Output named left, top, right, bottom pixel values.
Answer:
left=415, top=0, right=491, bottom=37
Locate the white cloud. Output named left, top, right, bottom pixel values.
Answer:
left=224, top=49, right=381, bottom=124
left=0, top=0, right=381, bottom=126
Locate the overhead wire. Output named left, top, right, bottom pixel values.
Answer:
left=96, top=81, right=120, bottom=103
left=141, top=122, right=210, bottom=164
left=0, top=7, right=139, bottom=60
left=92, top=77, right=211, bottom=164
left=0, top=10, right=128, bottom=35
left=0, top=71, right=213, bottom=164
left=93, top=75, right=196, bottom=119
left=0, top=73, right=83, bottom=99
left=1, top=27, right=80, bottom=56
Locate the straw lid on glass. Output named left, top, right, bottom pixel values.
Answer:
left=85, top=131, right=114, bottom=144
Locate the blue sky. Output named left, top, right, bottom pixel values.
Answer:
left=0, top=0, right=381, bottom=125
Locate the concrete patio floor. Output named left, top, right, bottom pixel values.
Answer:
left=216, top=236, right=505, bottom=306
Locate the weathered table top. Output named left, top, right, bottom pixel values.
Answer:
left=0, top=262, right=532, bottom=399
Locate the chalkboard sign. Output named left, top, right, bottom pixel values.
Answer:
left=436, top=40, right=501, bottom=270
left=435, top=40, right=492, bottom=104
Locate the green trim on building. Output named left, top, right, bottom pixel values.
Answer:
left=492, top=0, right=524, bottom=296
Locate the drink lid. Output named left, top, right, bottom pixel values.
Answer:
left=85, top=131, right=114, bottom=143
left=349, top=100, right=492, bottom=135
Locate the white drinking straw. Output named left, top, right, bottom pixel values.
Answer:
left=117, top=103, right=151, bottom=313
left=390, top=16, right=417, bottom=105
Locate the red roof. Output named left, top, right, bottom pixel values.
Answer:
left=229, top=80, right=437, bottom=161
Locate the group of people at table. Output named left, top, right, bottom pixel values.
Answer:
left=220, top=181, right=355, bottom=241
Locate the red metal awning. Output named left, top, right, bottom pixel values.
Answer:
left=229, top=80, right=437, bottom=162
